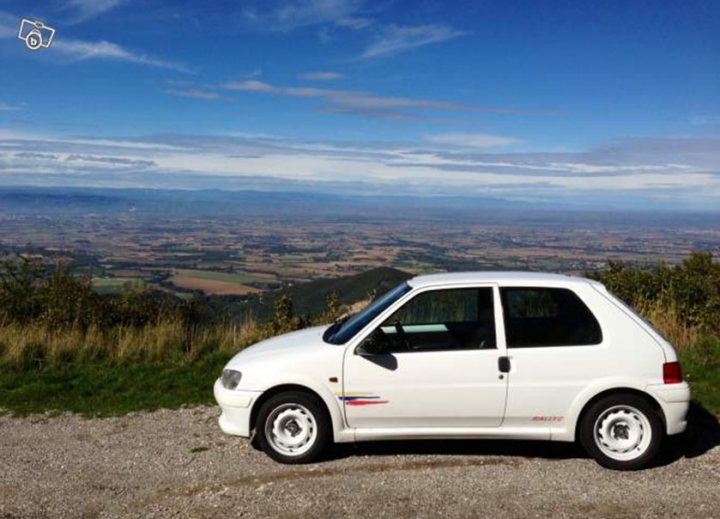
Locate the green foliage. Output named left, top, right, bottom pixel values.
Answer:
left=321, top=291, right=342, bottom=323
left=222, top=266, right=411, bottom=323
left=265, top=293, right=307, bottom=335
left=0, top=256, right=200, bottom=330
left=0, top=256, right=44, bottom=324
left=591, top=252, right=720, bottom=333
left=39, top=262, right=97, bottom=328
left=679, top=335, right=720, bottom=414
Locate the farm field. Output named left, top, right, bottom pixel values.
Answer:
left=92, top=277, right=147, bottom=295
left=169, top=269, right=269, bottom=295
left=2, top=196, right=718, bottom=301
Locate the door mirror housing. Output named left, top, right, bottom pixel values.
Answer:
left=356, top=329, right=387, bottom=356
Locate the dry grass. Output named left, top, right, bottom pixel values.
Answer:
left=344, top=297, right=373, bottom=315
left=0, top=296, right=702, bottom=369
left=634, top=298, right=700, bottom=350
left=0, top=317, right=265, bottom=368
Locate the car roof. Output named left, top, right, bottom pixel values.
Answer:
left=407, top=271, right=600, bottom=289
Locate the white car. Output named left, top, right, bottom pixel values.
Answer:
left=214, top=272, right=690, bottom=470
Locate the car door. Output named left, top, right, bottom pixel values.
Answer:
left=498, top=286, right=607, bottom=428
left=342, top=285, right=508, bottom=429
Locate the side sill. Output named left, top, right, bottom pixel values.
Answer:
left=351, top=427, right=552, bottom=442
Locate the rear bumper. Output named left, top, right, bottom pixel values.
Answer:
left=646, top=382, right=691, bottom=436
left=213, top=378, right=262, bottom=438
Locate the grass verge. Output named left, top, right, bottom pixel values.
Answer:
left=0, top=356, right=229, bottom=417
left=679, top=335, right=720, bottom=415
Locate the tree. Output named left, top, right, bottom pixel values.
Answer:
left=267, top=293, right=305, bottom=334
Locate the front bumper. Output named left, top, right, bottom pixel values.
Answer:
left=213, top=378, right=262, bottom=438
left=646, top=382, right=691, bottom=436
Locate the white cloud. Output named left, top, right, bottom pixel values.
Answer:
left=243, top=0, right=363, bottom=32
left=361, top=24, right=467, bottom=59
left=64, top=154, right=156, bottom=168
left=544, top=162, right=692, bottom=174
left=690, top=115, right=720, bottom=126
left=220, top=80, right=498, bottom=120
left=64, top=0, right=123, bottom=23
left=241, top=68, right=263, bottom=79
left=2, top=131, right=718, bottom=209
left=163, top=89, right=224, bottom=100
left=298, top=71, right=343, bottom=81
left=226, top=80, right=277, bottom=93
left=335, top=16, right=372, bottom=29
left=52, top=39, right=190, bottom=72
left=165, top=79, right=193, bottom=86
left=0, top=102, right=22, bottom=111
left=0, top=11, right=17, bottom=38
left=425, top=133, right=523, bottom=149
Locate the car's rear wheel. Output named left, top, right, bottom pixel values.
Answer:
left=255, top=391, right=329, bottom=464
left=580, top=394, right=663, bottom=470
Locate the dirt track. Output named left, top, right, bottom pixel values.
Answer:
left=1, top=405, right=719, bottom=518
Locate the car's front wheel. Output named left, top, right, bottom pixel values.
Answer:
left=255, top=391, right=330, bottom=464
left=580, top=394, right=663, bottom=470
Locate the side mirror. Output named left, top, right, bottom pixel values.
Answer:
left=357, top=329, right=387, bottom=356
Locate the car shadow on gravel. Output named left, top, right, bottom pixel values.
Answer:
left=329, top=403, right=720, bottom=467
left=333, top=439, right=580, bottom=463
left=652, top=402, right=720, bottom=468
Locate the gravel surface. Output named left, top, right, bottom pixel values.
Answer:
left=1, top=406, right=719, bottom=518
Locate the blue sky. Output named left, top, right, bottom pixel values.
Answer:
left=0, top=0, right=719, bottom=210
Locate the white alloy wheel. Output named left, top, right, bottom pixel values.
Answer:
left=264, top=403, right=318, bottom=457
left=593, top=405, right=652, bottom=461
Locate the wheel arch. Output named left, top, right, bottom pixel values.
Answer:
left=573, top=387, right=666, bottom=442
left=249, top=383, right=344, bottom=440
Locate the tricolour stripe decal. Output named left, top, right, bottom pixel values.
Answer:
left=336, top=392, right=389, bottom=406
left=338, top=395, right=381, bottom=402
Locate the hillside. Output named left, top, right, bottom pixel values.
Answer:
left=207, top=266, right=412, bottom=322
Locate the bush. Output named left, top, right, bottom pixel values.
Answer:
left=0, top=257, right=200, bottom=331
left=591, top=252, right=720, bottom=335
left=265, top=293, right=308, bottom=335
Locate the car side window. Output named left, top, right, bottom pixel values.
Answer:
left=501, top=287, right=602, bottom=347
left=377, top=287, right=496, bottom=353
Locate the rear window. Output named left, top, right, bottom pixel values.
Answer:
left=501, top=287, right=602, bottom=347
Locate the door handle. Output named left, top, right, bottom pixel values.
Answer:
left=498, top=356, right=511, bottom=373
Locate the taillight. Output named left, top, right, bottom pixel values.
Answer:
left=663, top=361, right=683, bottom=384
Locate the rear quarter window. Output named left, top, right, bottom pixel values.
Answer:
left=501, top=287, right=602, bottom=347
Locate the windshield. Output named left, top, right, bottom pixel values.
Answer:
left=323, top=282, right=412, bottom=344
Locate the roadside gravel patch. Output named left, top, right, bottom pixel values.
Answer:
left=1, top=406, right=718, bottom=518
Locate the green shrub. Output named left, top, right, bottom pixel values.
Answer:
left=591, top=252, right=720, bottom=334
left=265, top=293, right=308, bottom=335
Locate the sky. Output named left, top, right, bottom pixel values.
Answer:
left=0, top=0, right=719, bottom=210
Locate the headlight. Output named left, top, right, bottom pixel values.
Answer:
left=221, top=369, right=242, bottom=390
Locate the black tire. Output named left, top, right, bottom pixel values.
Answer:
left=255, top=391, right=330, bottom=464
left=579, top=394, right=663, bottom=470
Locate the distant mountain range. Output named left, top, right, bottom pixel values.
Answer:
left=1, top=186, right=718, bottom=227
left=0, top=186, right=522, bottom=218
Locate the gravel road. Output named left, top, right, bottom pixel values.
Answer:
left=1, top=405, right=719, bottom=518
